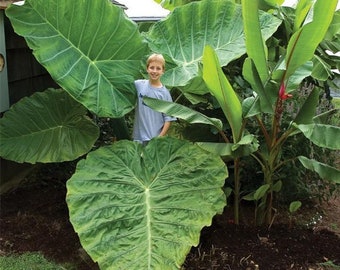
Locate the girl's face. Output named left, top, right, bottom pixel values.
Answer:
left=147, top=61, right=164, bottom=82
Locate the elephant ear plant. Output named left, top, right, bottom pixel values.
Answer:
left=1, top=0, right=228, bottom=269
left=67, top=137, right=227, bottom=269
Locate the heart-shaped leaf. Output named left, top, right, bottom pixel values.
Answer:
left=0, top=89, right=99, bottom=163
left=146, top=0, right=282, bottom=87
left=6, top=0, right=149, bottom=117
left=66, top=137, right=227, bottom=269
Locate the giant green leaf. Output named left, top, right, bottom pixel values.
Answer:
left=5, top=0, right=148, bottom=118
left=0, top=89, right=99, bottom=164
left=298, top=156, right=340, bottom=183
left=146, top=0, right=282, bottom=87
left=66, top=137, right=227, bottom=269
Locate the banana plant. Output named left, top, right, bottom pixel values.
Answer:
left=239, top=0, right=340, bottom=224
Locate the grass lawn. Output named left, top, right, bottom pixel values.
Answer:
left=0, top=252, right=73, bottom=270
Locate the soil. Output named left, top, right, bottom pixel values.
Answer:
left=0, top=162, right=339, bottom=270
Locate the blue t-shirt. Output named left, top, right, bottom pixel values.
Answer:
left=132, top=80, right=176, bottom=142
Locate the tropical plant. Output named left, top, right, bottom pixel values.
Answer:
left=2, top=0, right=339, bottom=268
left=0, top=88, right=99, bottom=163
left=67, top=137, right=227, bottom=269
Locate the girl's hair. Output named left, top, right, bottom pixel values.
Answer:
left=146, top=53, right=165, bottom=70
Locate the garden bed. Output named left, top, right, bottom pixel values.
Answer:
left=1, top=163, right=339, bottom=270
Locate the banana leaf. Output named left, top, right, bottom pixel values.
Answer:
left=285, top=0, right=337, bottom=79
left=242, top=0, right=270, bottom=83
left=196, top=134, right=259, bottom=159
left=298, top=156, right=340, bottom=183
left=143, top=96, right=223, bottom=130
left=293, top=0, right=313, bottom=32
left=203, top=45, right=243, bottom=141
left=295, top=123, right=340, bottom=150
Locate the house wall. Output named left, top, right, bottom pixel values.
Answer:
left=0, top=10, right=9, bottom=112
left=4, top=13, right=58, bottom=106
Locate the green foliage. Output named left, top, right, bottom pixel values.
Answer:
left=145, top=0, right=281, bottom=87
left=318, top=260, right=340, bottom=270
left=2, top=0, right=340, bottom=267
left=0, top=89, right=99, bottom=164
left=153, top=0, right=200, bottom=11
left=67, top=137, right=227, bottom=269
left=203, top=45, right=243, bottom=141
left=5, top=0, right=148, bottom=118
left=240, top=0, right=339, bottom=224
left=289, top=201, right=302, bottom=213
left=284, top=0, right=337, bottom=79
left=0, top=252, right=68, bottom=270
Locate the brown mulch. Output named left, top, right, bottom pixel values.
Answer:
left=0, top=163, right=339, bottom=270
